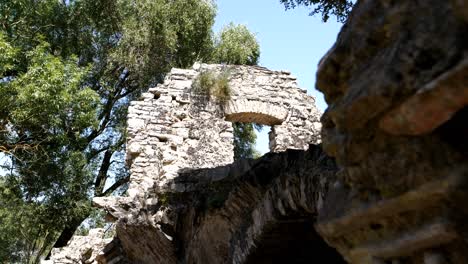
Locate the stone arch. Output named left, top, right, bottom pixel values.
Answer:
left=57, top=141, right=344, bottom=264
left=243, top=220, right=345, bottom=264
left=224, top=99, right=288, bottom=126
left=175, top=146, right=345, bottom=264
left=53, top=65, right=329, bottom=263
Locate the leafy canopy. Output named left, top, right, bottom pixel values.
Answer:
left=0, top=1, right=265, bottom=261
left=212, top=23, right=260, bottom=65
left=0, top=0, right=216, bottom=261
left=280, top=0, right=353, bottom=22
left=0, top=36, right=97, bottom=263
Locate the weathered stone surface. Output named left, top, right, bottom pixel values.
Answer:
left=225, top=100, right=288, bottom=125
left=315, top=0, right=468, bottom=263
left=101, top=146, right=342, bottom=264
left=48, top=64, right=323, bottom=263
left=126, top=63, right=321, bottom=197
left=52, top=146, right=342, bottom=264
left=175, top=146, right=339, bottom=264
left=47, top=1, right=468, bottom=262
left=379, top=57, right=468, bottom=135
left=44, top=228, right=127, bottom=264
left=317, top=0, right=468, bottom=193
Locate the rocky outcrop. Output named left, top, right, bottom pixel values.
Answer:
left=315, top=0, right=468, bottom=263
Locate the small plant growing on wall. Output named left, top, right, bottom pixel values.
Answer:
left=192, top=70, right=231, bottom=103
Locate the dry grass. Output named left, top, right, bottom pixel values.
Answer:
left=192, top=70, right=231, bottom=103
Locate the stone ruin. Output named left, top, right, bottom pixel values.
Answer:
left=47, top=0, right=468, bottom=263
left=124, top=63, right=322, bottom=195
left=47, top=64, right=326, bottom=263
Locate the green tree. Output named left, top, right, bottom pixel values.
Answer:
left=279, top=0, right=353, bottom=22
left=211, top=23, right=262, bottom=159
left=0, top=0, right=216, bottom=261
left=0, top=37, right=97, bottom=263
left=233, top=123, right=263, bottom=160
left=0, top=2, right=263, bottom=261
left=211, top=23, right=260, bottom=66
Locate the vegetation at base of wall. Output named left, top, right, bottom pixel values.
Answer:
left=192, top=70, right=231, bottom=103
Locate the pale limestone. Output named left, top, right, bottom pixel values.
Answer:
left=126, top=63, right=321, bottom=194
left=48, top=64, right=322, bottom=263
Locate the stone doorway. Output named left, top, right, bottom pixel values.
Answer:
left=244, top=218, right=346, bottom=264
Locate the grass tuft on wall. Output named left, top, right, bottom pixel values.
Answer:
left=192, top=70, right=231, bottom=103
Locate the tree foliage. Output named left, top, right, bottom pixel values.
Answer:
left=0, top=2, right=263, bottom=261
left=114, top=0, right=215, bottom=86
left=0, top=0, right=216, bottom=262
left=233, top=123, right=263, bottom=160
left=279, top=0, right=353, bottom=22
left=211, top=23, right=260, bottom=66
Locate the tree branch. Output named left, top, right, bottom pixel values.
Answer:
left=101, top=176, right=130, bottom=197
left=94, top=150, right=113, bottom=196
left=86, top=144, right=112, bottom=162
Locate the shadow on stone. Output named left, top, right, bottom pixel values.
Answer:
left=245, top=218, right=345, bottom=264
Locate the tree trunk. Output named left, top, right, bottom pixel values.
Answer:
left=45, top=215, right=88, bottom=259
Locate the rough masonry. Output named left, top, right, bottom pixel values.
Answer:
left=47, top=64, right=325, bottom=263
left=315, top=0, right=468, bottom=263
left=47, top=0, right=468, bottom=263
left=125, top=63, right=321, bottom=196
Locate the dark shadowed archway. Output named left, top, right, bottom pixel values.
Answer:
left=244, top=217, right=345, bottom=264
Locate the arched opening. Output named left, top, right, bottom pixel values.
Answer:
left=255, top=126, right=272, bottom=155
left=245, top=217, right=346, bottom=264
left=224, top=99, right=289, bottom=159
left=232, top=121, right=268, bottom=159
left=224, top=100, right=288, bottom=159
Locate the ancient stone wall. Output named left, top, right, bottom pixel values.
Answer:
left=47, top=1, right=468, bottom=263
left=125, top=63, right=321, bottom=196
left=47, top=64, right=323, bottom=263
left=53, top=147, right=340, bottom=264
left=315, top=0, right=468, bottom=263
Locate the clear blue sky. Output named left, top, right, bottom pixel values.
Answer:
left=213, top=0, right=344, bottom=154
